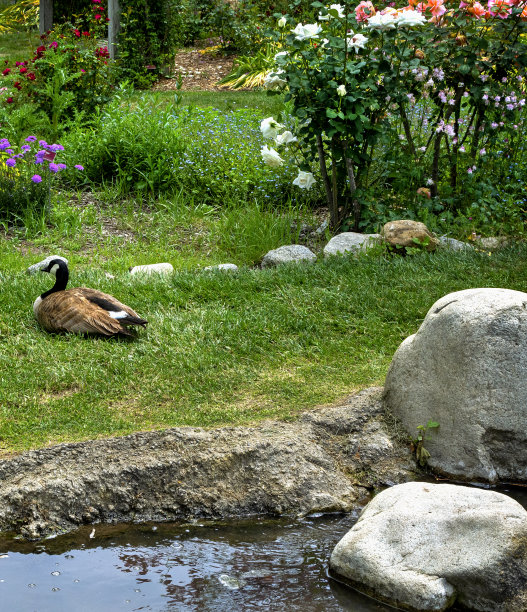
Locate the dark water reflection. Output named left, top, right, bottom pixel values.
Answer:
left=1, top=485, right=525, bottom=612
left=0, top=512, right=390, bottom=612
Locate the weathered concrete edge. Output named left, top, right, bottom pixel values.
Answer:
left=0, top=387, right=417, bottom=539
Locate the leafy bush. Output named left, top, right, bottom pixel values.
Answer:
left=264, top=1, right=527, bottom=230
left=60, top=90, right=321, bottom=206
left=117, top=0, right=179, bottom=87
left=0, top=4, right=114, bottom=135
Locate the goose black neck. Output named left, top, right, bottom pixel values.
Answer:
left=41, top=261, right=69, bottom=299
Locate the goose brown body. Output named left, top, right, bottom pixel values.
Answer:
left=34, top=259, right=147, bottom=337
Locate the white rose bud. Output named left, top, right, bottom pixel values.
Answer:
left=278, top=16, right=287, bottom=28
left=337, top=84, right=347, bottom=97
left=261, top=145, right=284, bottom=168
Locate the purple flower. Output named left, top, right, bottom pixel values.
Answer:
left=5, top=158, right=16, bottom=167
left=48, top=143, right=65, bottom=152
left=21, top=144, right=31, bottom=152
left=31, top=174, right=42, bottom=183
left=25, top=135, right=37, bottom=142
left=57, top=163, right=67, bottom=170
left=38, top=140, right=48, bottom=148
left=74, top=164, right=84, bottom=171
left=0, top=138, right=10, bottom=151
left=48, top=163, right=59, bottom=173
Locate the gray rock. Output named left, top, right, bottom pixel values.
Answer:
left=384, top=288, right=527, bottom=483
left=476, top=236, right=510, bottom=251
left=204, top=263, right=238, bottom=272
left=439, top=236, right=474, bottom=251
left=330, top=482, right=527, bottom=612
left=261, top=245, right=316, bottom=267
left=129, top=263, right=174, bottom=276
left=382, top=220, right=439, bottom=252
left=323, top=232, right=381, bottom=257
left=313, top=219, right=329, bottom=236
left=27, top=255, right=68, bottom=274
left=0, top=388, right=415, bottom=538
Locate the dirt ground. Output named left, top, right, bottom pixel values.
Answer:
left=153, top=46, right=235, bottom=92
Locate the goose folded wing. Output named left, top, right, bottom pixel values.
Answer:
left=38, top=291, right=130, bottom=335
left=73, top=288, right=147, bottom=326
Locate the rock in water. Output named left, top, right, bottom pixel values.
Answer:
left=384, top=288, right=527, bottom=483
left=330, top=482, right=527, bottom=612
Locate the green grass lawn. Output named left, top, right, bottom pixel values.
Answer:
left=1, top=32, right=526, bottom=456
left=2, top=234, right=527, bottom=454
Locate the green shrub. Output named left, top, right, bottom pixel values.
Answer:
left=117, top=0, right=179, bottom=87
left=61, top=91, right=322, bottom=207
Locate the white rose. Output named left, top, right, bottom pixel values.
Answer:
left=319, top=3, right=345, bottom=19
left=261, top=145, right=284, bottom=168
left=260, top=117, right=284, bottom=139
left=275, top=130, right=297, bottom=146
left=395, top=9, right=427, bottom=26
left=274, top=50, right=289, bottom=61
left=337, top=84, right=347, bottom=97
left=347, top=32, right=368, bottom=53
left=365, top=12, right=397, bottom=29
left=263, top=70, right=287, bottom=90
left=291, top=22, right=323, bottom=41
left=278, top=16, right=287, bottom=28
left=293, top=171, right=316, bottom=189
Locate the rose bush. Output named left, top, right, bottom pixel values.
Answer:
left=0, top=1, right=114, bottom=136
left=264, top=0, right=527, bottom=231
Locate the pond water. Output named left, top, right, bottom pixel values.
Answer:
left=1, top=485, right=525, bottom=612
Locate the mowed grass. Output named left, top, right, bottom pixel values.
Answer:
left=1, top=242, right=527, bottom=454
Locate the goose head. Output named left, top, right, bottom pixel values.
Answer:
left=38, top=258, right=69, bottom=298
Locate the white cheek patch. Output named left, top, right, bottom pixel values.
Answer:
left=108, top=310, right=128, bottom=319
left=49, top=264, right=60, bottom=276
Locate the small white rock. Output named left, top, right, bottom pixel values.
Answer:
left=204, top=263, right=238, bottom=272
left=129, top=263, right=174, bottom=276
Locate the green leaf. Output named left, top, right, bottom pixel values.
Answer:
left=326, top=109, right=338, bottom=118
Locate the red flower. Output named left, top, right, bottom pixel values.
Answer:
left=19, top=67, right=27, bottom=74
left=27, top=72, right=36, bottom=80
left=2, top=68, right=10, bottom=76
left=48, top=41, right=58, bottom=49
left=37, top=45, right=46, bottom=52
left=13, top=81, right=22, bottom=90
left=6, top=97, right=13, bottom=103
left=74, top=29, right=81, bottom=37
left=82, top=31, right=90, bottom=36
left=95, top=14, right=102, bottom=19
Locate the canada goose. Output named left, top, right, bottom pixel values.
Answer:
left=33, top=259, right=147, bottom=337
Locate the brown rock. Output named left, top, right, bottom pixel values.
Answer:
left=382, top=220, right=439, bottom=252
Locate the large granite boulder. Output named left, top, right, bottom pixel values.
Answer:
left=330, top=482, right=527, bottom=612
left=384, top=288, right=527, bottom=483
left=382, top=220, right=439, bottom=252
left=261, top=245, right=316, bottom=267
left=323, top=232, right=381, bottom=257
